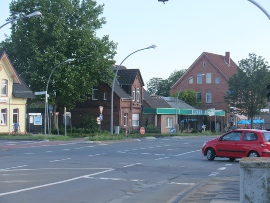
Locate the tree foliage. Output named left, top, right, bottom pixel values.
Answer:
left=146, top=69, right=186, bottom=96
left=0, top=0, right=117, bottom=111
left=171, top=89, right=201, bottom=107
left=224, top=53, right=270, bottom=127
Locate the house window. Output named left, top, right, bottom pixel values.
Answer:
left=103, top=92, right=107, bottom=100
left=92, top=88, right=98, bottom=100
left=132, top=114, right=139, bottom=126
left=215, top=77, right=220, bottom=84
left=13, top=108, right=19, bottom=123
left=197, top=92, right=202, bottom=102
left=1, top=108, right=7, bottom=125
left=206, top=92, right=212, bottom=103
left=189, top=77, right=193, bottom=84
left=124, top=113, right=128, bottom=126
left=132, top=88, right=136, bottom=101
left=2, top=79, right=7, bottom=96
left=197, top=73, right=203, bottom=84
left=206, top=73, right=211, bottom=84
left=137, top=88, right=140, bottom=103
left=203, top=61, right=206, bottom=67
left=166, top=117, right=173, bottom=128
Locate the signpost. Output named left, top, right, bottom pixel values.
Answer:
left=170, top=127, right=176, bottom=134
left=140, top=127, right=145, bottom=135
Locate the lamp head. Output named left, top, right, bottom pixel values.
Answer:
left=26, top=11, right=42, bottom=18
left=147, top=45, right=157, bottom=49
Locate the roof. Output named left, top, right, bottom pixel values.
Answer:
left=171, top=51, right=238, bottom=89
left=0, top=51, right=35, bottom=99
left=163, top=97, right=196, bottom=109
left=143, top=89, right=171, bottom=108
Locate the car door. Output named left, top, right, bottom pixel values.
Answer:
left=215, top=131, right=243, bottom=157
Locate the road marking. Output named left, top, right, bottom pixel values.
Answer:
left=63, top=149, right=70, bottom=151
left=24, top=153, right=34, bottom=155
left=155, top=157, right=169, bottom=160
left=170, top=182, right=195, bottom=185
left=123, top=163, right=142, bottom=168
left=44, top=151, right=53, bottom=153
left=74, top=147, right=85, bottom=149
left=87, top=177, right=143, bottom=182
left=173, top=150, right=201, bottom=156
left=88, top=153, right=105, bottom=157
left=0, top=168, right=114, bottom=197
left=50, top=158, right=71, bottom=163
left=154, top=154, right=166, bottom=156
left=0, top=165, right=28, bottom=171
left=141, top=153, right=151, bottom=155
left=209, top=172, right=219, bottom=176
left=218, top=167, right=226, bottom=170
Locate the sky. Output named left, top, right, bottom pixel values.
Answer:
left=1, top=0, right=270, bottom=86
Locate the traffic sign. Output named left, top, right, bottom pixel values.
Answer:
left=140, top=127, right=145, bottom=135
left=170, top=127, right=176, bottom=134
left=97, top=117, right=100, bottom=122
left=100, top=114, right=103, bottom=121
left=49, top=105, right=53, bottom=112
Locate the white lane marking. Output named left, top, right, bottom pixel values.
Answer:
left=0, top=169, right=114, bottom=197
left=173, top=150, right=201, bottom=156
left=0, top=165, right=28, bottom=171
left=123, top=163, right=142, bottom=168
left=154, top=154, right=166, bottom=156
left=87, top=177, right=143, bottom=182
left=44, top=151, right=53, bottom=153
left=63, top=149, right=70, bottom=151
left=218, top=167, right=226, bottom=170
left=117, top=151, right=126, bottom=153
left=24, top=153, right=34, bottom=155
left=141, top=153, right=151, bottom=155
left=85, top=146, right=94, bottom=148
left=88, top=153, right=105, bottom=157
left=209, top=172, right=219, bottom=176
left=98, top=144, right=108, bottom=146
left=155, top=157, right=169, bottom=160
left=170, top=182, right=195, bottom=185
left=0, top=168, right=112, bottom=172
left=74, top=147, right=85, bottom=149
left=50, top=158, right=71, bottom=163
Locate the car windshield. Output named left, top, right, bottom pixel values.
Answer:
left=263, top=132, right=270, bottom=142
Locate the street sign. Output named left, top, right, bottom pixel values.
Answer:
left=99, top=114, right=103, bottom=121
left=49, top=105, right=53, bottom=112
left=140, top=127, right=145, bottom=135
left=170, top=127, right=176, bottom=134
left=97, top=117, right=100, bottom=122
left=34, top=91, right=46, bottom=95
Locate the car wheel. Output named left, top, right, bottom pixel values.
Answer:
left=248, top=151, right=259, bottom=157
left=206, top=148, right=215, bottom=161
left=229, top=158, right=236, bottom=161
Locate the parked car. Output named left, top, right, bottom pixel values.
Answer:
left=202, top=129, right=270, bottom=161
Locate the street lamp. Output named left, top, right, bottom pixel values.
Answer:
left=45, top=58, right=75, bottom=135
left=247, top=0, right=270, bottom=20
left=0, top=11, right=42, bottom=29
left=110, top=45, right=157, bottom=135
left=175, top=74, right=204, bottom=132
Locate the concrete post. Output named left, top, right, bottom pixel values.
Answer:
left=240, top=157, right=270, bottom=203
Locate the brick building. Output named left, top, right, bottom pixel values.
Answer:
left=170, top=52, right=238, bottom=131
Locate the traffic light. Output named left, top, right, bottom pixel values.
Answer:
left=267, top=83, right=270, bottom=102
left=158, top=0, right=168, bottom=3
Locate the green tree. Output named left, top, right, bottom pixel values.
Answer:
left=0, top=0, right=117, bottom=112
left=225, top=53, right=270, bottom=128
left=146, top=69, right=186, bottom=96
left=172, top=89, right=201, bottom=107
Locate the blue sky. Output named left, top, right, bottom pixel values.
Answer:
left=1, top=0, right=270, bottom=85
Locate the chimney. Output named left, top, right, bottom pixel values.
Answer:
left=225, top=52, right=230, bottom=66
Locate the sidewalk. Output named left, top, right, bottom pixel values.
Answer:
left=175, top=176, right=240, bottom=203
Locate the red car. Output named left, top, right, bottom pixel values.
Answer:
left=202, top=129, right=270, bottom=161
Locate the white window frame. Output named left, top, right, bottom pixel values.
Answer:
left=2, top=79, right=7, bottom=96
left=189, top=77, right=193, bottom=84
left=136, top=88, right=140, bottom=103
left=13, top=108, right=19, bottom=123
left=206, top=73, right=211, bottom=84
left=1, top=108, right=7, bottom=125
left=92, top=88, right=98, bottom=100
left=132, top=114, right=139, bottom=126
left=132, top=88, right=136, bottom=101
left=124, top=113, right=128, bottom=126
left=197, top=74, right=203, bottom=84
left=166, top=117, right=173, bottom=128
left=206, top=92, right=212, bottom=103
left=215, top=77, right=220, bottom=84
left=103, top=92, right=107, bottom=100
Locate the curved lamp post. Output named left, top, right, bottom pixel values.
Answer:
left=175, top=74, right=204, bottom=132
left=247, top=0, right=270, bottom=20
left=45, top=58, right=75, bottom=135
left=110, top=45, right=157, bottom=135
left=0, top=11, right=42, bottom=29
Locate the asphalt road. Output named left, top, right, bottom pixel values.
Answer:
left=0, top=136, right=240, bottom=203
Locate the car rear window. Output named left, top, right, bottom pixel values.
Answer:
left=263, top=133, right=270, bottom=142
